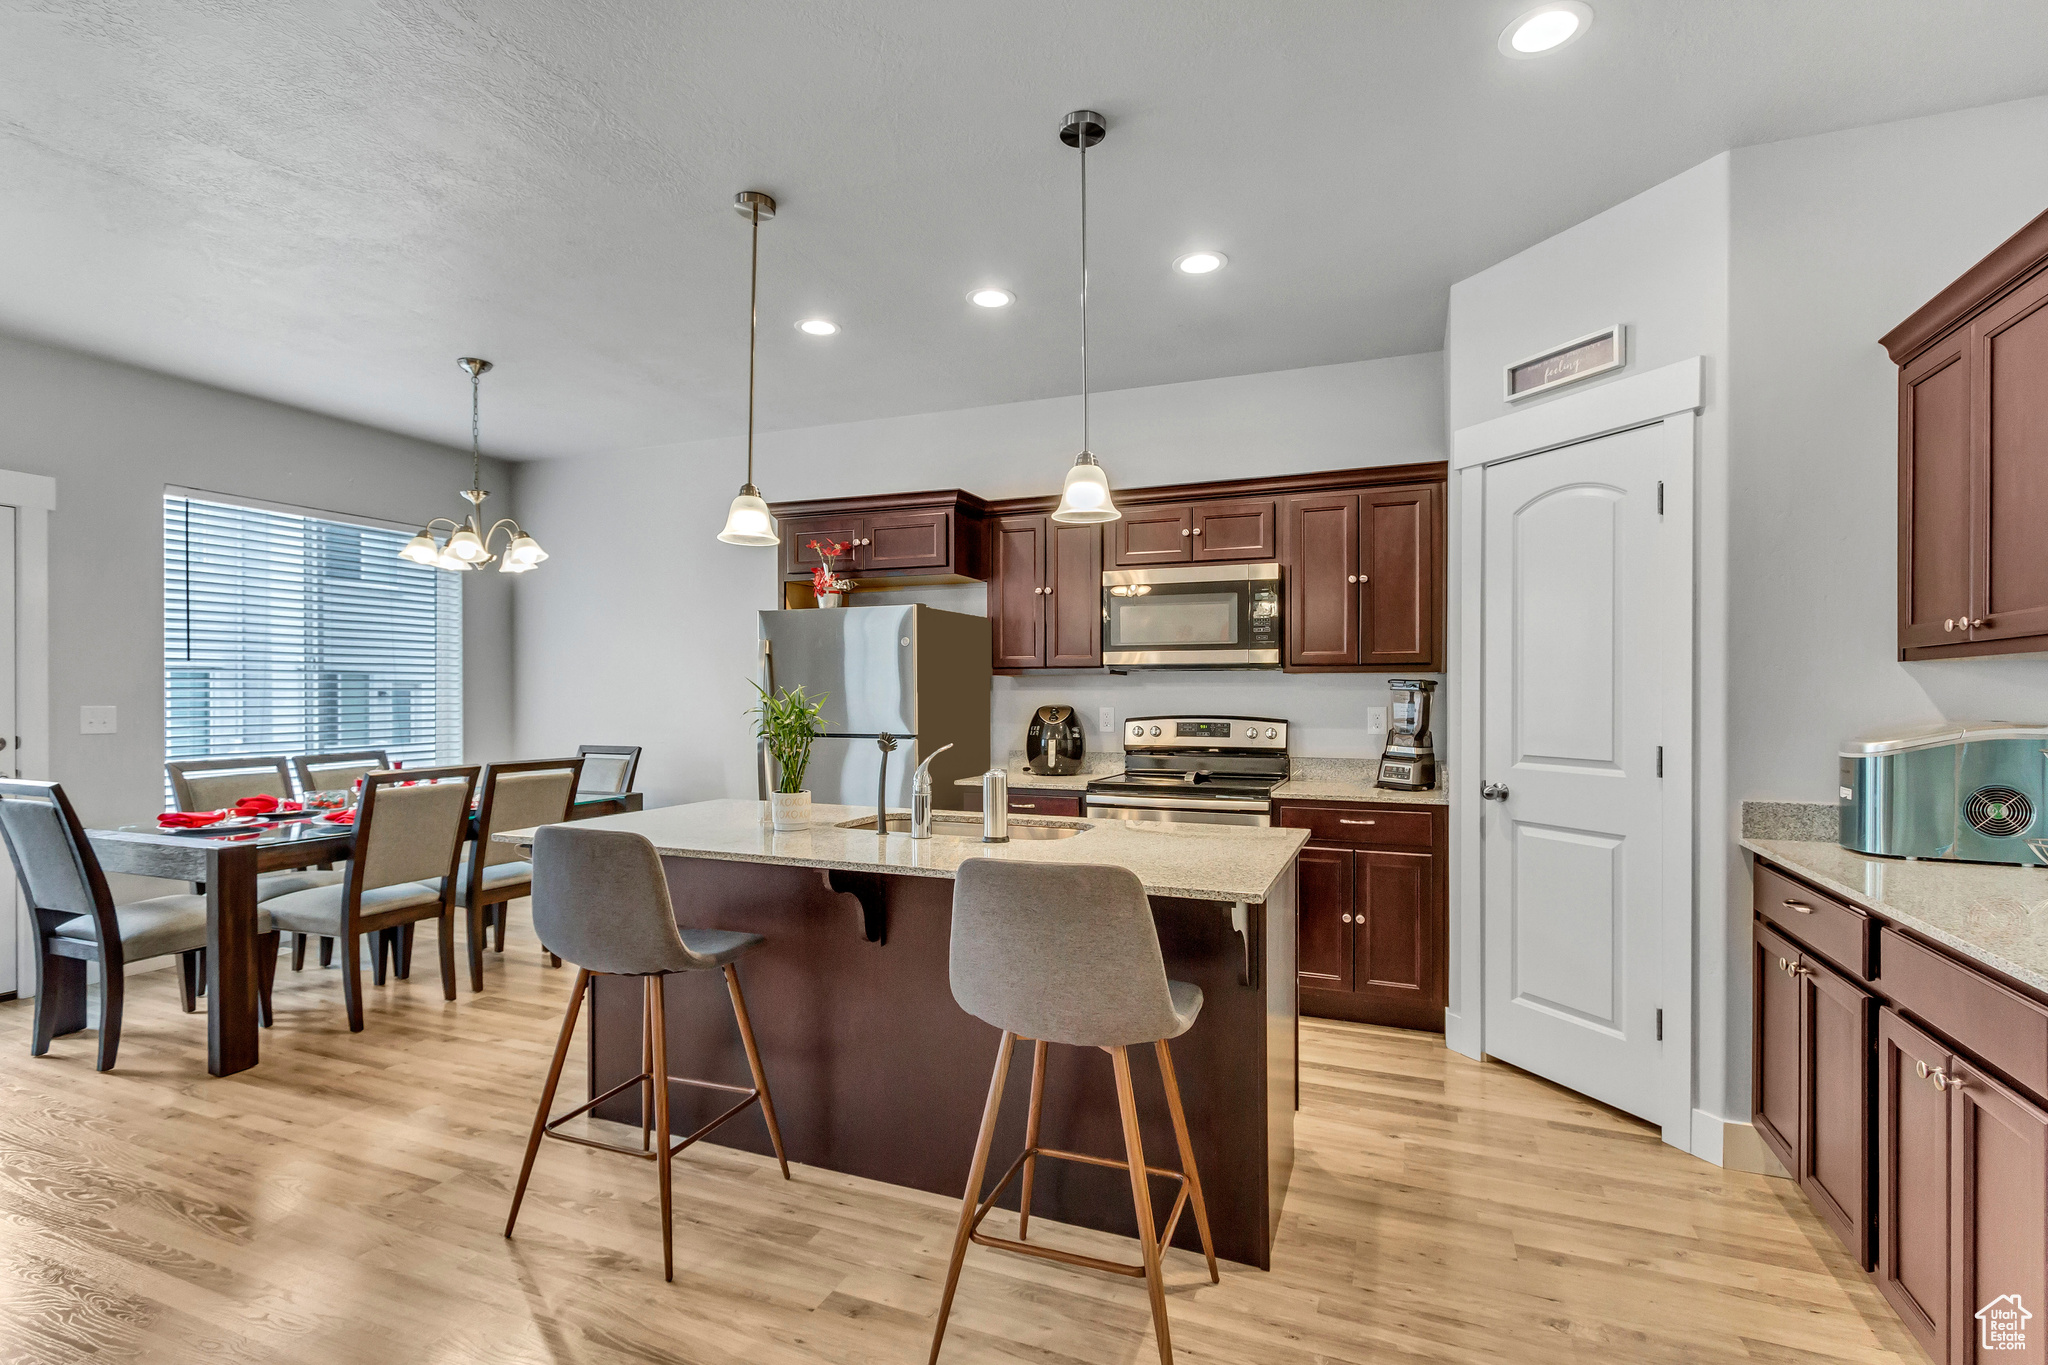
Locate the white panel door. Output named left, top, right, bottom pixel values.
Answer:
left=0, top=509, right=18, bottom=996
left=1482, top=423, right=1674, bottom=1127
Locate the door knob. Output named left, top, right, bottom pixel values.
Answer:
left=1480, top=782, right=1509, bottom=802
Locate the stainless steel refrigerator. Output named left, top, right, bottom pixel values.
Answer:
left=758, top=604, right=991, bottom=812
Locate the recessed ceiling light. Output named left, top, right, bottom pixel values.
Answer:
left=1500, top=2, right=1591, bottom=57
left=1174, top=251, right=1226, bottom=275
left=797, top=319, right=838, bottom=336
left=968, top=288, right=1014, bottom=308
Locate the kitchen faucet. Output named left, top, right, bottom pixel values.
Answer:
left=909, top=743, right=955, bottom=839
left=874, top=733, right=898, bottom=831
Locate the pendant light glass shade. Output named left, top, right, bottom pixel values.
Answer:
left=718, top=191, right=782, bottom=547
left=1049, top=110, right=1121, bottom=526
left=718, top=485, right=778, bottom=546
left=399, top=531, right=441, bottom=565
left=504, top=533, right=548, bottom=567
left=1052, top=452, right=1120, bottom=523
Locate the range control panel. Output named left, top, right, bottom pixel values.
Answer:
left=1123, top=715, right=1288, bottom=751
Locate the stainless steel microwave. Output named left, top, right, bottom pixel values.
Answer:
left=1100, top=563, right=1281, bottom=668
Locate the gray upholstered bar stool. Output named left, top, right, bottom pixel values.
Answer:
left=929, top=859, right=1219, bottom=1365
left=504, top=823, right=790, bottom=1281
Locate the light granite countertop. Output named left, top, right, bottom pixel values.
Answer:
left=955, top=756, right=1449, bottom=805
left=1742, top=838, right=2048, bottom=995
left=502, top=798, right=1309, bottom=904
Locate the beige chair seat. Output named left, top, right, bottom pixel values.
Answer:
left=257, top=868, right=344, bottom=901
left=435, top=854, right=533, bottom=896
left=266, top=881, right=443, bottom=936
left=53, top=894, right=273, bottom=963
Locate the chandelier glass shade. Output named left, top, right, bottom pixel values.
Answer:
left=400, top=358, right=549, bottom=573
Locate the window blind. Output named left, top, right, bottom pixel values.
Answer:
left=163, top=494, right=462, bottom=796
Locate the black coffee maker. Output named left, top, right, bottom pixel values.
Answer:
left=1026, top=705, right=1086, bottom=776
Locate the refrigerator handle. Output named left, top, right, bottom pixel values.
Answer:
left=756, top=637, right=774, bottom=801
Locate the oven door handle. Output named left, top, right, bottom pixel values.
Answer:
left=1084, top=793, right=1274, bottom=813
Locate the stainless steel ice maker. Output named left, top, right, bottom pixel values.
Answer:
left=1838, top=723, right=2048, bottom=864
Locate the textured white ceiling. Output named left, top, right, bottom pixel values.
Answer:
left=3, top=1, right=2046, bottom=459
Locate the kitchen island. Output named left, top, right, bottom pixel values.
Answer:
left=500, top=799, right=1305, bottom=1269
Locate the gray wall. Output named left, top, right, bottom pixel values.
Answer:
left=0, top=332, right=518, bottom=833
left=510, top=351, right=1446, bottom=808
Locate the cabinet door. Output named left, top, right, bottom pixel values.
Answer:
left=1878, top=1007, right=1952, bottom=1363
left=1799, top=953, right=1874, bottom=1268
left=1899, top=337, right=1974, bottom=650
left=1284, top=492, right=1360, bottom=667
left=1359, top=483, right=1438, bottom=668
left=1190, top=498, right=1276, bottom=562
left=863, top=509, right=951, bottom=572
left=1754, top=921, right=1802, bottom=1176
left=1005, top=792, right=1081, bottom=817
left=1296, top=845, right=1354, bottom=992
left=1045, top=521, right=1104, bottom=668
left=1947, top=1057, right=2048, bottom=1364
left=1971, top=269, right=2048, bottom=646
left=1353, top=849, right=1438, bottom=1011
left=781, top=515, right=866, bottom=578
left=1113, top=504, right=1192, bottom=566
left=990, top=515, right=1046, bottom=669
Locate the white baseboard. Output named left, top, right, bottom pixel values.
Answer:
left=1691, top=1108, right=1792, bottom=1178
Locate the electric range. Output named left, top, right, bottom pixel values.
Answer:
left=1084, top=715, right=1288, bottom=827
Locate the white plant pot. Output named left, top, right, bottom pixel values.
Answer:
left=769, top=790, right=811, bottom=831
left=817, top=593, right=843, bottom=608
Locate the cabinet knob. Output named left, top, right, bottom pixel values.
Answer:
left=1972, top=618, right=1989, bottom=629
left=1932, top=1067, right=1964, bottom=1092
left=1347, top=575, right=1357, bottom=583
left=1790, top=963, right=1812, bottom=978
left=1192, top=527, right=1202, bottom=534
left=1360, top=574, right=1368, bottom=583
left=1944, top=619, right=1956, bottom=632
left=1777, top=957, right=1789, bottom=972
left=1341, top=912, right=1354, bottom=923
left=1915, top=1059, right=1930, bottom=1080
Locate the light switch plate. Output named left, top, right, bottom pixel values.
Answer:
left=1366, top=706, right=1387, bottom=735
left=1099, top=706, right=1115, bottom=734
left=80, top=705, right=117, bottom=735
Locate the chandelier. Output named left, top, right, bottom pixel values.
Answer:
left=399, top=357, right=549, bottom=573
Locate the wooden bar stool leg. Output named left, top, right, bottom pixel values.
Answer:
left=723, top=964, right=789, bottom=1179
left=1111, top=1045, right=1174, bottom=1365
left=928, top=1030, right=1015, bottom=1365
left=649, top=974, right=676, bottom=1283
left=640, top=984, right=655, bottom=1153
left=506, top=967, right=590, bottom=1237
left=1155, top=1038, right=1219, bottom=1283
left=1017, top=1039, right=1048, bottom=1240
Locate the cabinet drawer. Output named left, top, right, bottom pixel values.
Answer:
left=1879, top=926, right=2048, bottom=1100
left=1754, top=861, right=1872, bottom=979
left=1278, top=804, right=1435, bottom=850
left=1007, top=792, right=1081, bottom=817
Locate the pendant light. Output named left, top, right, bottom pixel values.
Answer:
left=1051, top=109, right=1121, bottom=525
left=399, top=358, right=549, bottom=573
left=718, top=190, right=782, bottom=546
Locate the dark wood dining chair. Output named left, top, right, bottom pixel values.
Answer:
left=291, top=749, right=392, bottom=799
left=575, top=744, right=641, bottom=796
left=0, top=780, right=281, bottom=1070
left=166, top=753, right=342, bottom=975
left=454, top=757, right=584, bottom=991
left=259, top=766, right=478, bottom=1032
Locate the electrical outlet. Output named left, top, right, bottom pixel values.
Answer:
left=1366, top=706, right=1387, bottom=735
left=1099, top=706, right=1115, bottom=734
left=80, top=705, right=117, bottom=735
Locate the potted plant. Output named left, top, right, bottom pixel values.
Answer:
left=808, top=539, right=854, bottom=607
left=751, top=681, right=827, bottom=829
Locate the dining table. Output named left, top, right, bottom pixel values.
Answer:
left=85, top=790, right=645, bottom=1077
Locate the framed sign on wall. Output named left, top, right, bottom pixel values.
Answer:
left=1504, top=324, right=1627, bottom=402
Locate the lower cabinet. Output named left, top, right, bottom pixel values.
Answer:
left=1754, top=855, right=2048, bottom=1364
left=958, top=786, right=1082, bottom=818
left=1281, top=801, right=1446, bottom=1031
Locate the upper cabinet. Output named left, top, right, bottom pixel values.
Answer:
left=1884, top=206, right=2048, bottom=660
left=1282, top=482, right=1442, bottom=671
left=771, top=491, right=989, bottom=586
left=990, top=513, right=1101, bottom=670
left=1110, top=497, right=1277, bottom=566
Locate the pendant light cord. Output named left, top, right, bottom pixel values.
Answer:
left=746, top=202, right=760, bottom=489
left=469, top=365, right=482, bottom=491
left=1079, top=134, right=1090, bottom=456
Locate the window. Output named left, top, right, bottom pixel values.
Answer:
left=163, top=493, right=462, bottom=793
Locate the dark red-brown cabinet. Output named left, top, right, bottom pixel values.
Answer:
left=1754, top=851, right=2048, bottom=1363
left=1282, top=480, right=1443, bottom=672
left=990, top=514, right=1101, bottom=671
left=769, top=490, right=989, bottom=592
left=1885, top=206, right=2048, bottom=659
left=1279, top=800, right=1446, bottom=1032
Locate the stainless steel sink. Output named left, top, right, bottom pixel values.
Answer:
left=839, top=814, right=1085, bottom=840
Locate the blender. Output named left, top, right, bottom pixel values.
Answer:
left=1376, top=679, right=1438, bottom=791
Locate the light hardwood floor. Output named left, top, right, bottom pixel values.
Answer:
left=0, top=905, right=1925, bottom=1365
